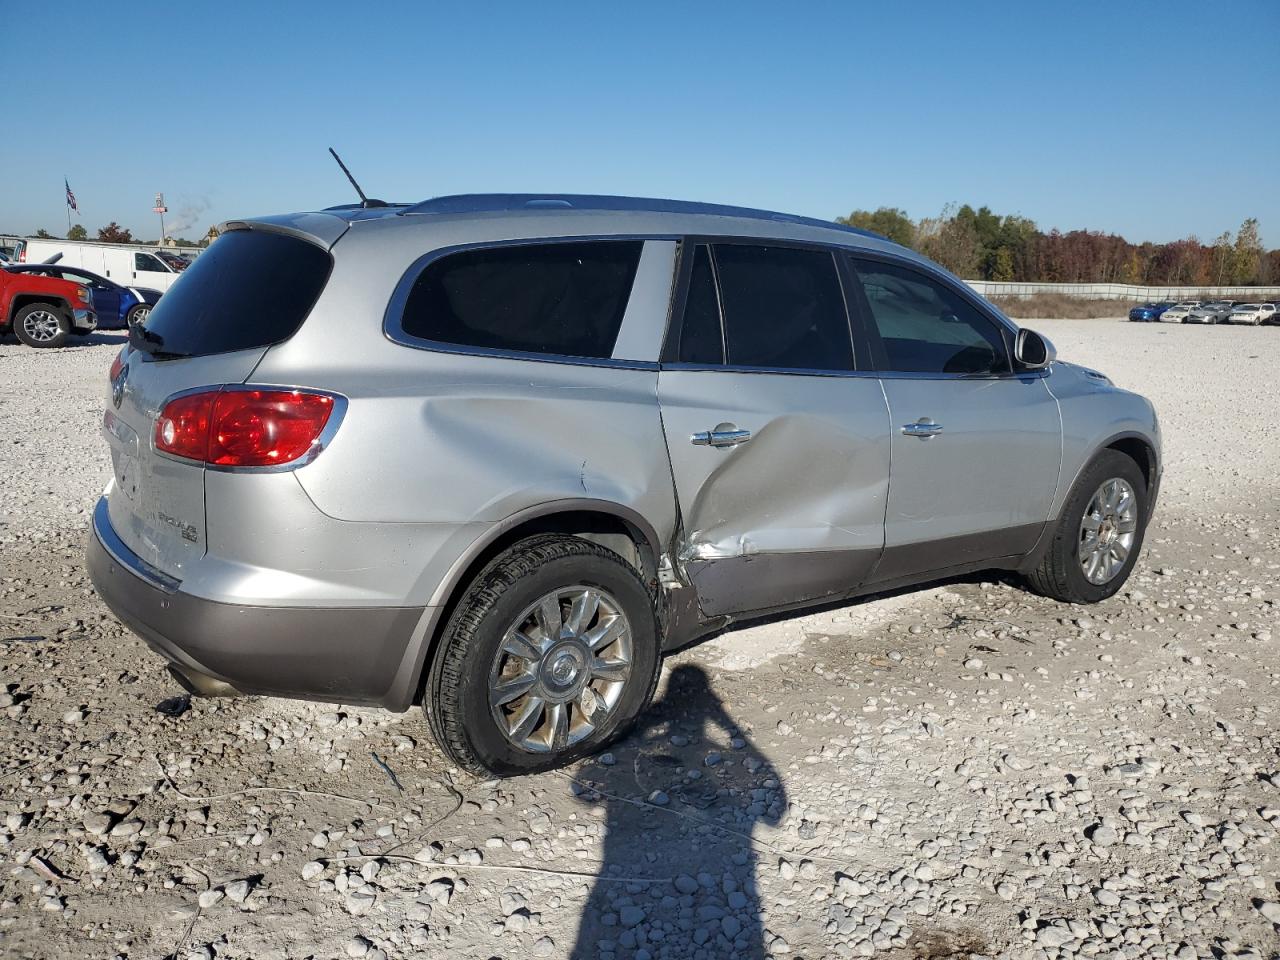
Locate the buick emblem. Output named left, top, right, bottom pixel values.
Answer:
left=111, top=363, right=129, bottom=409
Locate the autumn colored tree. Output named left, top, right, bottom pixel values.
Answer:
left=66, top=225, right=88, bottom=241
left=97, top=222, right=134, bottom=244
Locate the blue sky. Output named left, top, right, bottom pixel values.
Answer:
left=2, top=0, right=1277, bottom=245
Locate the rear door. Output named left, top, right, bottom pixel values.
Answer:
left=844, top=256, right=1061, bottom=582
left=656, top=241, right=890, bottom=617
left=104, top=229, right=333, bottom=580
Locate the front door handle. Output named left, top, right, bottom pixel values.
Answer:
left=901, top=418, right=944, bottom=439
left=691, top=426, right=752, bottom=447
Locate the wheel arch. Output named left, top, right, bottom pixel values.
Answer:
left=1057, top=429, right=1160, bottom=522
left=9, top=295, right=70, bottom=324
left=383, top=499, right=667, bottom=711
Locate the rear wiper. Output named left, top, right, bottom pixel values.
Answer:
left=128, top=324, right=190, bottom=359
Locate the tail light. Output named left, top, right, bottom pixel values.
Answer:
left=155, top=388, right=337, bottom=468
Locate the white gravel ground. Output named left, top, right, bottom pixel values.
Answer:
left=0, top=319, right=1277, bottom=960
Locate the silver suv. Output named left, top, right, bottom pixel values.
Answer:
left=87, top=194, right=1161, bottom=776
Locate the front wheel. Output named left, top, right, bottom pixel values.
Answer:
left=425, top=534, right=660, bottom=777
left=125, top=303, right=151, bottom=329
left=1025, top=450, right=1148, bottom=603
left=13, top=303, right=70, bottom=348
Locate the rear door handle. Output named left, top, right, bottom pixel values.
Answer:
left=901, top=418, right=943, bottom=439
left=691, top=427, right=752, bottom=447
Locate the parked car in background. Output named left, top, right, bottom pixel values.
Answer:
left=5, top=264, right=160, bottom=329
left=1184, top=301, right=1234, bottom=324
left=13, top=238, right=186, bottom=292
left=1265, top=302, right=1280, bottom=325
left=1128, top=302, right=1174, bottom=322
left=87, top=193, right=1162, bottom=776
left=1159, top=301, right=1200, bottom=323
left=1225, top=303, right=1277, bottom=325
left=0, top=264, right=96, bottom=347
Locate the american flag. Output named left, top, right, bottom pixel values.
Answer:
left=65, top=178, right=77, bottom=212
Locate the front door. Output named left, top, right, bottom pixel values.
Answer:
left=133, top=251, right=176, bottom=291
left=844, top=256, right=1062, bottom=582
left=657, top=242, right=890, bottom=617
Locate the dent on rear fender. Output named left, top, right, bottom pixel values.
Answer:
left=677, top=415, right=876, bottom=562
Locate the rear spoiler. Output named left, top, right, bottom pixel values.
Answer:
left=218, top=212, right=351, bottom=251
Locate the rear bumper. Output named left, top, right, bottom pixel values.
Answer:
left=87, top=497, right=425, bottom=708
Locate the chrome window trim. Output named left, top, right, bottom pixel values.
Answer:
left=659, top=361, right=1048, bottom=382
left=93, top=496, right=182, bottom=594
left=383, top=235, right=678, bottom=370
left=150, top=384, right=350, bottom=474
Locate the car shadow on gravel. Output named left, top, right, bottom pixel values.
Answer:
left=568, top=664, right=786, bottom=959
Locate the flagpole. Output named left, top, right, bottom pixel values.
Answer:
left=65, top=176, right=71, bottom=236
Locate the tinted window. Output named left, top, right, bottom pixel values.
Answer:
left=401, top=241, right=642, bottom=359
left=849, top=259, right=1009, bottom=375
left=714, top=245, right=853, bottom=371
left=134, top=230, right=331, bottom=359
left=677, top=244, right=723, bottom=364
left=135, top=253, right=168, bottom=272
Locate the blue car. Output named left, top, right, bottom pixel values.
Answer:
left=1128, top=301, right=1174, bottom=322
left=4, top=263, right=161, bottom=329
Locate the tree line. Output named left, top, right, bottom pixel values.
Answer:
left=31, top=225, right=212, bottom=247
left=837, top=205, right=1279, bottom=286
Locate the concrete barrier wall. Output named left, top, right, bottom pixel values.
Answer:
left=966, top=280, right=1280, bottom=301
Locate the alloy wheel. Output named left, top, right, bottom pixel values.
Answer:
left=22, top=310, right=61, bottom=343
left=487, top=586, right=633, bottom=753
left=1078, top=478, right=1138, bottom=585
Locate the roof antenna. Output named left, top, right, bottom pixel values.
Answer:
left=328, top=147, right=387, bottom=208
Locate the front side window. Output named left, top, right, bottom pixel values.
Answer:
left=400, top=241, right=643, bottom=360
left=135, top=253, right=168, bottom=272
left=849, top=259, right=1009, bottom=375
left=690, top=244, right=853, bottom=371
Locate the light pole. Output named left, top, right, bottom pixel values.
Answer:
left=153, top=192, right=168, bottom=245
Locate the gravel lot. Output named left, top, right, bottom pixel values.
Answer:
left=0, top=320, right=1277, bottom=960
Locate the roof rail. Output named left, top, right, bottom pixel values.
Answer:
left=397, top=194, right=885, bottom=241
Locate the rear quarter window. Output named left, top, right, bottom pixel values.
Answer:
left=398, top=241, right=643, bottom=360
left=137, top=230, right=331, bottom=358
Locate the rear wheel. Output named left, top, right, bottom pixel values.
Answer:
left=425, top=534, right=660, bottom=776
left=13, top=303, right=70, bottom=348
left=1025, top=450, right=1148, bottom=603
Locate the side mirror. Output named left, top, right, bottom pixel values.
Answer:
left=1015, top=328, right=1056, bottom=370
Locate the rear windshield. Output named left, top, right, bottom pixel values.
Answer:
left=133, top=230, right=331, bottom=359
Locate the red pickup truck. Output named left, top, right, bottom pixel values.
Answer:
left=0, top=267, right=97, bottom=348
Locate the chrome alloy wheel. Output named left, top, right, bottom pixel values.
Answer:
left=22, top=309, right=62, bottom=343
left=131, top=305, right=151, bottom=326
left=488, top=586, right=633, bottom=753
left=1078, top=478, right=1138, bottom=585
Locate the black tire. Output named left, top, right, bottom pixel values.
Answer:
left=1025, top=450, right=1148, bottom=604
left=424, top=534, right=660, bottom=777
left=13, top=302, right=70, bottom=348
left=125, top=303, right=151, bottom=329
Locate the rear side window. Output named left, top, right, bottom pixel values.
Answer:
left=677, top=245, right=724, bottom=364
left=400, top=241, right=643, bottom=359
left=714, top=245, right=853, bottom=371
left=137, top=230, right=331, bottom=358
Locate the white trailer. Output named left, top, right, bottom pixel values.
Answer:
left=13, top=239, right=188, bottom=292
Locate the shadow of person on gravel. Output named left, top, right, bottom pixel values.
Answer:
left=570, top=664, right=786, bottom=959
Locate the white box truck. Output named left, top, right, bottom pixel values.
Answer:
left=13, top=239, right=188, bottom=292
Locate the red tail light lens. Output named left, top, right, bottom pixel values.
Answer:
left=155, top=389, right=336, bottom=467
